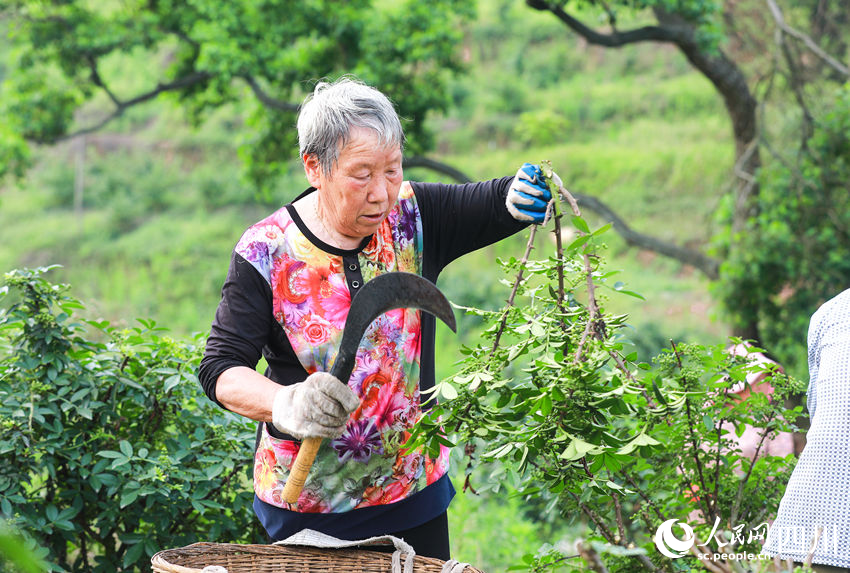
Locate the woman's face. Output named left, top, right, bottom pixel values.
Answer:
left=304, top=126, right=403, bottom=242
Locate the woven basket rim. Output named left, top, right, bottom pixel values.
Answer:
left=151, top=541, right=486, bottom=573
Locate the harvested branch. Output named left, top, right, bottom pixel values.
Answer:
left=491, top=224, right=539, bottom=355
left=553, top=181, right=602, bottom=362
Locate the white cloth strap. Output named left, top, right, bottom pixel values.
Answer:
left=441, top=558, right=473, bottom=573
left=276, top=528, right=471, bottom=573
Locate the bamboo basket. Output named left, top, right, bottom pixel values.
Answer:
left=151, top=542, right=486, bottom=573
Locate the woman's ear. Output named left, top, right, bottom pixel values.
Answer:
left=303, top=154, right=322, bottom=188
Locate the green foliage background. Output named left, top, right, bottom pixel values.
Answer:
left=0, top=0, right=731, bottom=371
left=0, top=3, right=752, bottom=569
left=1, top=0, right=846, bottom=570
left=0, top=268, right=261, bottom=572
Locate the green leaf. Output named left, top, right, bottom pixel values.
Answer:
left=612, top=281, right=646, bottom=299
left=571, top=215, right=590, bottom=234
left=120, top=490, right=139, bottom=509
left=651, top=378, right=668, bottom=405
left=123, top=540, right=146, bottom=569
left=110, top=456, right=130, bottom=470
left=439, top=382, right=458, bottom=400
left=567, top=234, right=590, bottom=251
left=205, top=464, right=224, bottom=480
left=54, top=519, right=75, bottom=532
left=483, top=443, right=513, bottom=459
left=592, top=222, right=612, bottom=236
left=69, top=388, right=90, bottom=402
left=539, top=395, right=553, bottom=416
left=164, top=374, right=182, bottom=393
left=560, top=437, right=602, bottom=460
left=119, top=440, right=133, bottom=458
left=617, top=431, right=661, bottom=455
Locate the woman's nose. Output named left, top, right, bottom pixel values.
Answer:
left=367, top=175, right=390, bottom=203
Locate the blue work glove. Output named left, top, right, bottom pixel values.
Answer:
left=505, top=163, right=561, bottom=223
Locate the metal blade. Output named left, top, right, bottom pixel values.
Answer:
left=330, top=272, right=456, bottom=382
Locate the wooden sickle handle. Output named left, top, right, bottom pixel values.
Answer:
left=281, top=437, right=322, bottom=505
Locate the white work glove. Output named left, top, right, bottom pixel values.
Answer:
left=272, top=372, right=360, bottom=440
left=505, top=163, right=562, bottom=223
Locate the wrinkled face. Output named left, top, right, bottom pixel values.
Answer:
left=304, top=126, right=403, bottom=241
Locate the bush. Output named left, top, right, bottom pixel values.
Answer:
left=0, top=267, right=261, bottom=572
left=713, top=83, right=850, bottom=379
left=515, top=109, right=570, bottom=147
left=411, top=177, right=806, bottom=571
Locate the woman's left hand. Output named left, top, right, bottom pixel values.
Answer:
left=506, top=163, right=561, bottom=223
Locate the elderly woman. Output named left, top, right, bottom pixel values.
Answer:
left=198, top=77, right=558, bottom=559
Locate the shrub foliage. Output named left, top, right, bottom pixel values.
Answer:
left=0, top=267, right=259, bottom=572
left=410, top=167, right=806, bottom=571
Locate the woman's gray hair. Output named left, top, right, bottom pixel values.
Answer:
left=297, top=77, right=405, bottom=175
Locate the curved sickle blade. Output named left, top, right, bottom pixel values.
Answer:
left=282, top=272, right=456, bottom=505
left=330, top=272, right=456, bottom=382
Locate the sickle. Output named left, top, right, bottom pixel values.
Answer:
left=281, top=271, right=457, bottom=505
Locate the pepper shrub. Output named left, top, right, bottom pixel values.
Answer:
left=410, top=168, right=807, bottom=572
left=0, top=267, right=261, bottom=572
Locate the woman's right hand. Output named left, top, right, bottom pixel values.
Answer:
left=271, top=372, right=360, bottom=440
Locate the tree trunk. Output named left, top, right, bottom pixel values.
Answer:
left=654, top=8, right=762, bottom=341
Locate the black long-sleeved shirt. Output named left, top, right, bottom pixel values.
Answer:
left=198, top=175, right=525, bottom=402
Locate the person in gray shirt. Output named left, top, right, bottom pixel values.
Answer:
left=763, top=289, right=850, bottom=571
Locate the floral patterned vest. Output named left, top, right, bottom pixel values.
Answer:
left=235, top=183, right=450, bottom=513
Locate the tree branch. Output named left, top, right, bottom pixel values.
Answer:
left=612, top=491, right=627, bottom=543
left=86, top=56, right=121, bottom=107
left=241, top=76, right=300, bottom=112
left=402, top=156, right=473, bottom=183
left=624, top=474, right=665, bottom=522
left=597, top=0, right=619, bottom=32
left=771, top=21, right=815, bottom=146
left=567, top=490, right=617, bottom=545
left=765, top=0, right=850, bottom=78
left=730, top=411, right=776, bottom=526
left=525, top=0, right=688, bottom=47
left=572, top=191, right=720, bottom=279
left=576, top=542, right=611, bottom=573
left=57, top=71, right=213, bottom=141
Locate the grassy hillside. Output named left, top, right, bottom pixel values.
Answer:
left=1, top=1, right=731, bottom=344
